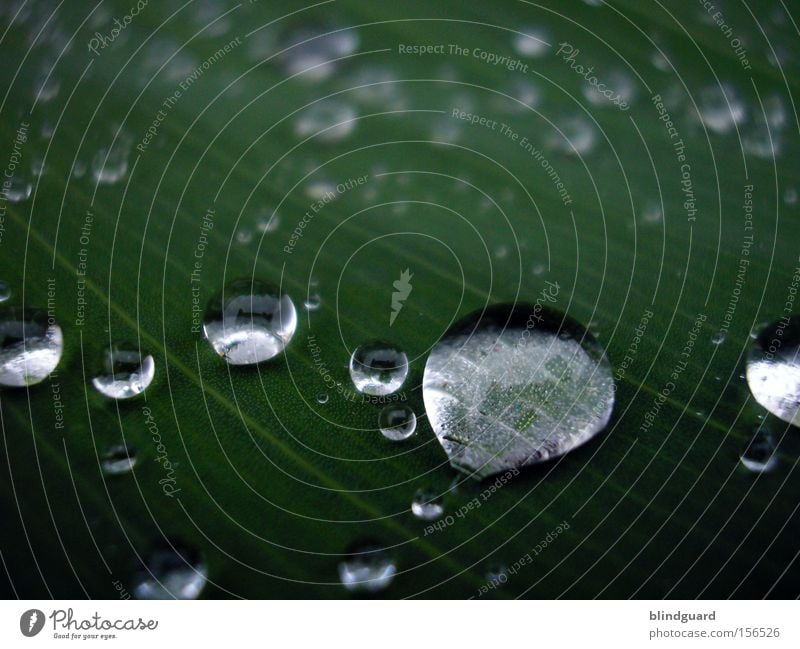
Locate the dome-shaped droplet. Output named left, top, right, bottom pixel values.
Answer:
left=378, top=404, right=416, bottom=441
left=338, top=542, right=396, bottom=594
left=349, top=341, right=408, bottom=396
left=4, top=175, right=32, bottom=202
left=0, top=308, right=63, bottom=387
left=294, top=100, right=357, bottom=143
left=133, top=543, right=207, bottom=600
left=203, top=279, right=297, bottom=365
left=303, top=293, right=321, bottom=311
left=745, top=316, right=800, bottom=426
left=423, top=304, right=614, bottom=478
left=102, top=444, right=137, bottom=475
left=740, top=427, right=778, bottom=473
left=92, top=345, right=154, bottom=399
left=410, top=488, right=444, bottom=521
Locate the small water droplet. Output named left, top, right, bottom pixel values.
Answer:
left=92, top=345, right=155, bottom=399
left=102, top=444, right=137, bottom=475
left=485, top=563, right=509, bottom=587
left=423, top=304, right=614, bottom=478
left=640, top=200, right=663, bottom=224
left=281, top=26, right=359, bottom=82
left=513, top=26, right=549, bottom=58
left=784, top=187, right=798, bottom=205
left=236, top=228, right=253, bottom=244
left=303, top=293, right=321, bottom=311
left=410, top=488, right=444, bottom=521
left=740, top=427, right=778, bottom=473
left=257, top=211, right=280, bottom=233
left=4, top=175, right=32, bottom=202
left=338, top=542, right=396, bottom=594
left=0, top=308, right=63, bottom=387
left=696, top=83, right=746, bottom=134
left=305, top=179, right=337, bottom=201
left=133, top=543, right=207, bottom=600
left=548, top=115, right=596, bottom=155
left=711, top=330, right=727, bottom=346
left=745, top=316, right=800, bottom=426
left=203, top=280, right=297, bottom=365
left=349, top=341, right=408, bottom=396
left=92, top=139, right=130, bottom=185
left=378, top=404, right=416, bottom=441
left=316, top=392, right=329, bottom=404
left=294, top=100, right=357, bottom=143
left=0, top=281, right=10, bottom=303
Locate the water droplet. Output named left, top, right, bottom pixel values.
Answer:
left=711, top=330, right=727, bottom=346
left=294, top=100, right=357, bottom=143
left=338, top=542, right=395, bottom=593
left=92, top=139, right=130, bottom=185
left=203, top=280, right=297, bottom=365
left=746, top=316, right=800, bottom=426
left=639, top=200, right=663, bottom=224
left=423, top=304, right=614, bottom=478
left=513, top=27, right=549, bottom=58
left=316, top=392, right=329, bottom=404
left=305, top=179, right=337, bottom=201
left=133, top=543, right=208, bottom=600
left=236, top=228, right=253, bottom=244
left=92, top=345, right=155, bottom=399
left=349, top=341, right=408, bottom=396
left=0, top=308, right=63, bottom=387
left=378, top=404, right=416, bottom=441
left=740, top=427, right=778, bottom=473
left=696, top=83, right=746, bottom=134
left=303, top=293, right=321, bottom=311
left=0, top=281, right=10, bottom=303
left=410, top=488, right=444, bottom=521
left=281, top=26, right=359, bottom=82
left=784, top=187, right=798, bottom=205
left=485, top=563, right=509, bottom=586
left=532, top=263, right=546, bottom=276
left=582, top=69, right=636, bottom=107
left=4, top=175, right=32, bottom=202
left=257, top=211, right=280, bottom=233
left=548, top=115, right=596, bottom=155
left=102, top=444, right=137, bottom=475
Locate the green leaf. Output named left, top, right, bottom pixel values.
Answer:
left=1, top=0, right=798, bottom=598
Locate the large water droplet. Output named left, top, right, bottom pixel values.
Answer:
left=0, top=308, right=63, bottom=387
left=746, top=316, right=800, bottom=426
left=203, top=280, right=297, bottom=365
left=338, top=542, right=396, bottom=594
left=378, top=404, right=416, bottom=441
left=102, top=444, right=137, bottom=475
left=349, top=342, right=408, bottom=396
left=92, top=345, right=155, bottom=399
left=410, top=488, right=444, bottom=521
left=133, top=543, right=208, bottom=600
left=423, top=304, right=614, bottom=478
